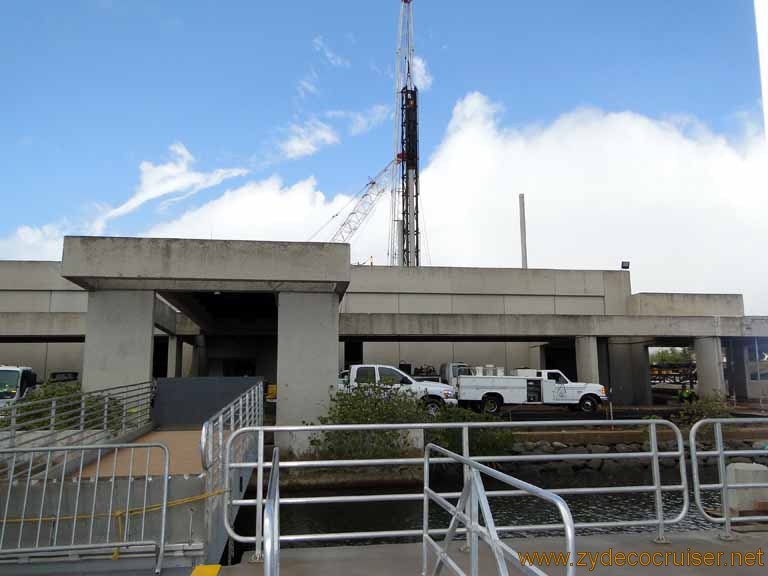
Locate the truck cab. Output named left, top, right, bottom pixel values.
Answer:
left=439, top=362, right=473, bottom=388
left=339, top=364, right=458, bottom=414
left=0, top=366, right=37, bottom=406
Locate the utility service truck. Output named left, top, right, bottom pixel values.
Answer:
left=338, top=364, right=458, bottom=414
left=440, top=362, right=607, bottom=414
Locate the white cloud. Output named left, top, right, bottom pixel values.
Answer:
left=327, top=105, right=390, bottom=135
left=279, top=119, right=340, bottom=160
left=92, top=142, right=247, bottom=233
left=756, top=0, right=768, bottom=139
left=4, top=92, right=768, bottom=316
left=312, top=36, right=350, bottom=68
left=0, top=223, right=67, bottom=260
left=145, top=176, right=353, bottom=242
left=412, top=55, right=433, bottom=90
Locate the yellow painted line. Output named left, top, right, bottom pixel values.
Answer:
left=191, top=565, right=221, bottom=576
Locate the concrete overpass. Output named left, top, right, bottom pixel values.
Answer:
left=1, top=237, right=767, bottom=425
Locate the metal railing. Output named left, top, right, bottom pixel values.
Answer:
left=689, top=417, right=768, bottom=539
left=200, top=384, right=262, bottom=474
left=0, top=381, right=154, bottom=455
left=224, top=419, right=688, bottom=557
left=263, top=448, right=280, bottom=576
left=0, top=443, right=170, bottom=574
left=423, top=443, right=576, bottom=576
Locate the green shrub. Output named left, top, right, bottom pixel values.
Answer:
left=426, top=404, right=517, bottom=456
left=673, top=394, right=731, bottom=428
left=307, top=382, right=427, bottom=459
left=306, top=383, right=517, bottom=459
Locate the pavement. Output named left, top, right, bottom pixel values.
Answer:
left=215, top=529, right=767, bottom=575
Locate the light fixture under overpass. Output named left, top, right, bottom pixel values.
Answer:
left=621, top=261, right=630, bottom=270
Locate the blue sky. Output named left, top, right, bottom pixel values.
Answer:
left=1, top=0, right=762, bottom=234
left=2, top=1, right=768, bottom=311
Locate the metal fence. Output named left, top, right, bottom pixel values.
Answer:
left=423, top=443, right=576, bottom=576
left=689, top=417, right=768, bottom=539
left=200, top=384, right=262, bottom=485
left=0, top=381, right=155, bottom=455
left=263, top=448, right=280, bottom=576
left=224, top=419, right=688, bottom=558
left=0, top=443, right=170, bottom=574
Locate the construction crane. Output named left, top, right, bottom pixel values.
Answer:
left=325, top=0, right=423, bottom=267
left=389, top=0, right=421, bottom=267
left=329, top=160, right=395, bottom=243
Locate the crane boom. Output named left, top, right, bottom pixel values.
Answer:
left=330, top=160, right=396, bottom=243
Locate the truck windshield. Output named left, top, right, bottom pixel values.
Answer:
left=0, top=370, right=20, bottom=399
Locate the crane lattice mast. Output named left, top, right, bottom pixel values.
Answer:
left=389, top=0, right=420, bottom=267
left=330, top=160, right=396, bottom=243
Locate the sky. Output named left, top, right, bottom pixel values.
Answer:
left=1, top=1, right=767, bottom=313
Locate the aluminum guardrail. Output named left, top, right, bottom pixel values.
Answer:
left=423, top=443, right=576, bottom=576
left=199, top=384, right=262, bottom=485
left=689, top=417, right=768, bottom=539
left=263, top=448, right=280, bottom=576
left=224, top=419, right=688, bottom=557
left=0, top=443, right=170, bottom=574
left=0, top=381, right=155, bottom=455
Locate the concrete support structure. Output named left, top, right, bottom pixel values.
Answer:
left=167, top=335, right=183, bottom=378
left=575, top=336, right=600, bottom=384
left=82, top=290, right=155, bottom=392
left=726, top=340, right=749, bottom=401
left=191, top=335, right=208, bottom=377
left=607, top=338, right=651, bottom=405
left=277, top=292, right=340, bottom=431
left=695, top=337, right=726, bottom=397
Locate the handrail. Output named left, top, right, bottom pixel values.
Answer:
left=689, top=417, right=768, bottom=539
left=263, top=448, right=280, bottom=576
left=200, top=383, right=263, bottom=472
left=224, top=419, right=688, bottom=550
left=0, top=381, right=155, bottom=455
left=423, top=443, right=576, bottom=576
left=0, top=442, right=170, bottom=574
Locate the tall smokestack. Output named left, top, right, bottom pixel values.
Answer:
left=756, top=1, right=768, bottom=141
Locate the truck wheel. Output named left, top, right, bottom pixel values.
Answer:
left=482, top=395, right=502, bottom=415
left=579, top=394, right=599, bottom=413
left=423, top=398, right=443, bottom=416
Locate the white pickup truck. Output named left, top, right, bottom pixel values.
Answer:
left=338, top=364, right=458, bottom=414
left=440, top=362, right=607, bottom=414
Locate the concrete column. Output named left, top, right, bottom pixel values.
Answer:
left=167, top=335, right=183, bottom=377
left=724, top=339, right=748, bottom=401
left=575, top=336, right=600, bottom=384
left=277, top=292, right=339, bottom=449
left=695, top=337, right=726, bottom=398
left=191, top=334, right=208, bottom=377
left=82, top=290, right=155, bottom=392
left=607, top=338, right=651, bottom=405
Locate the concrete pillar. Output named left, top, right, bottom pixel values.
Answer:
left=607, top=338, right=651, bottom=405
left=82, top=290, right=155, bottom=392
left=575, top=336, right=600, bottom=384
left=191, top=334, right=208, bottom=377
left=725, top=339, right=749, bottom=401
left=167, top=335, right=183, bottom=377
left=695, top=337, right=726, bottom=398
left=277, top=292, right=339, bottom=451
left=528, top=344, right=546, bottom=370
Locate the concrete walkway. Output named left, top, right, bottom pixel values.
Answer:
left=218, top=530, right=767, bottom=575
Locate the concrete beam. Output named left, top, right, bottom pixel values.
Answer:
left=153, top=295, right=177, bottom=334
left=0, top=312, right=85, bottom=341
left=62, top=237, right=351, bottom=294
left=339, top=313, right=768, bottom=339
